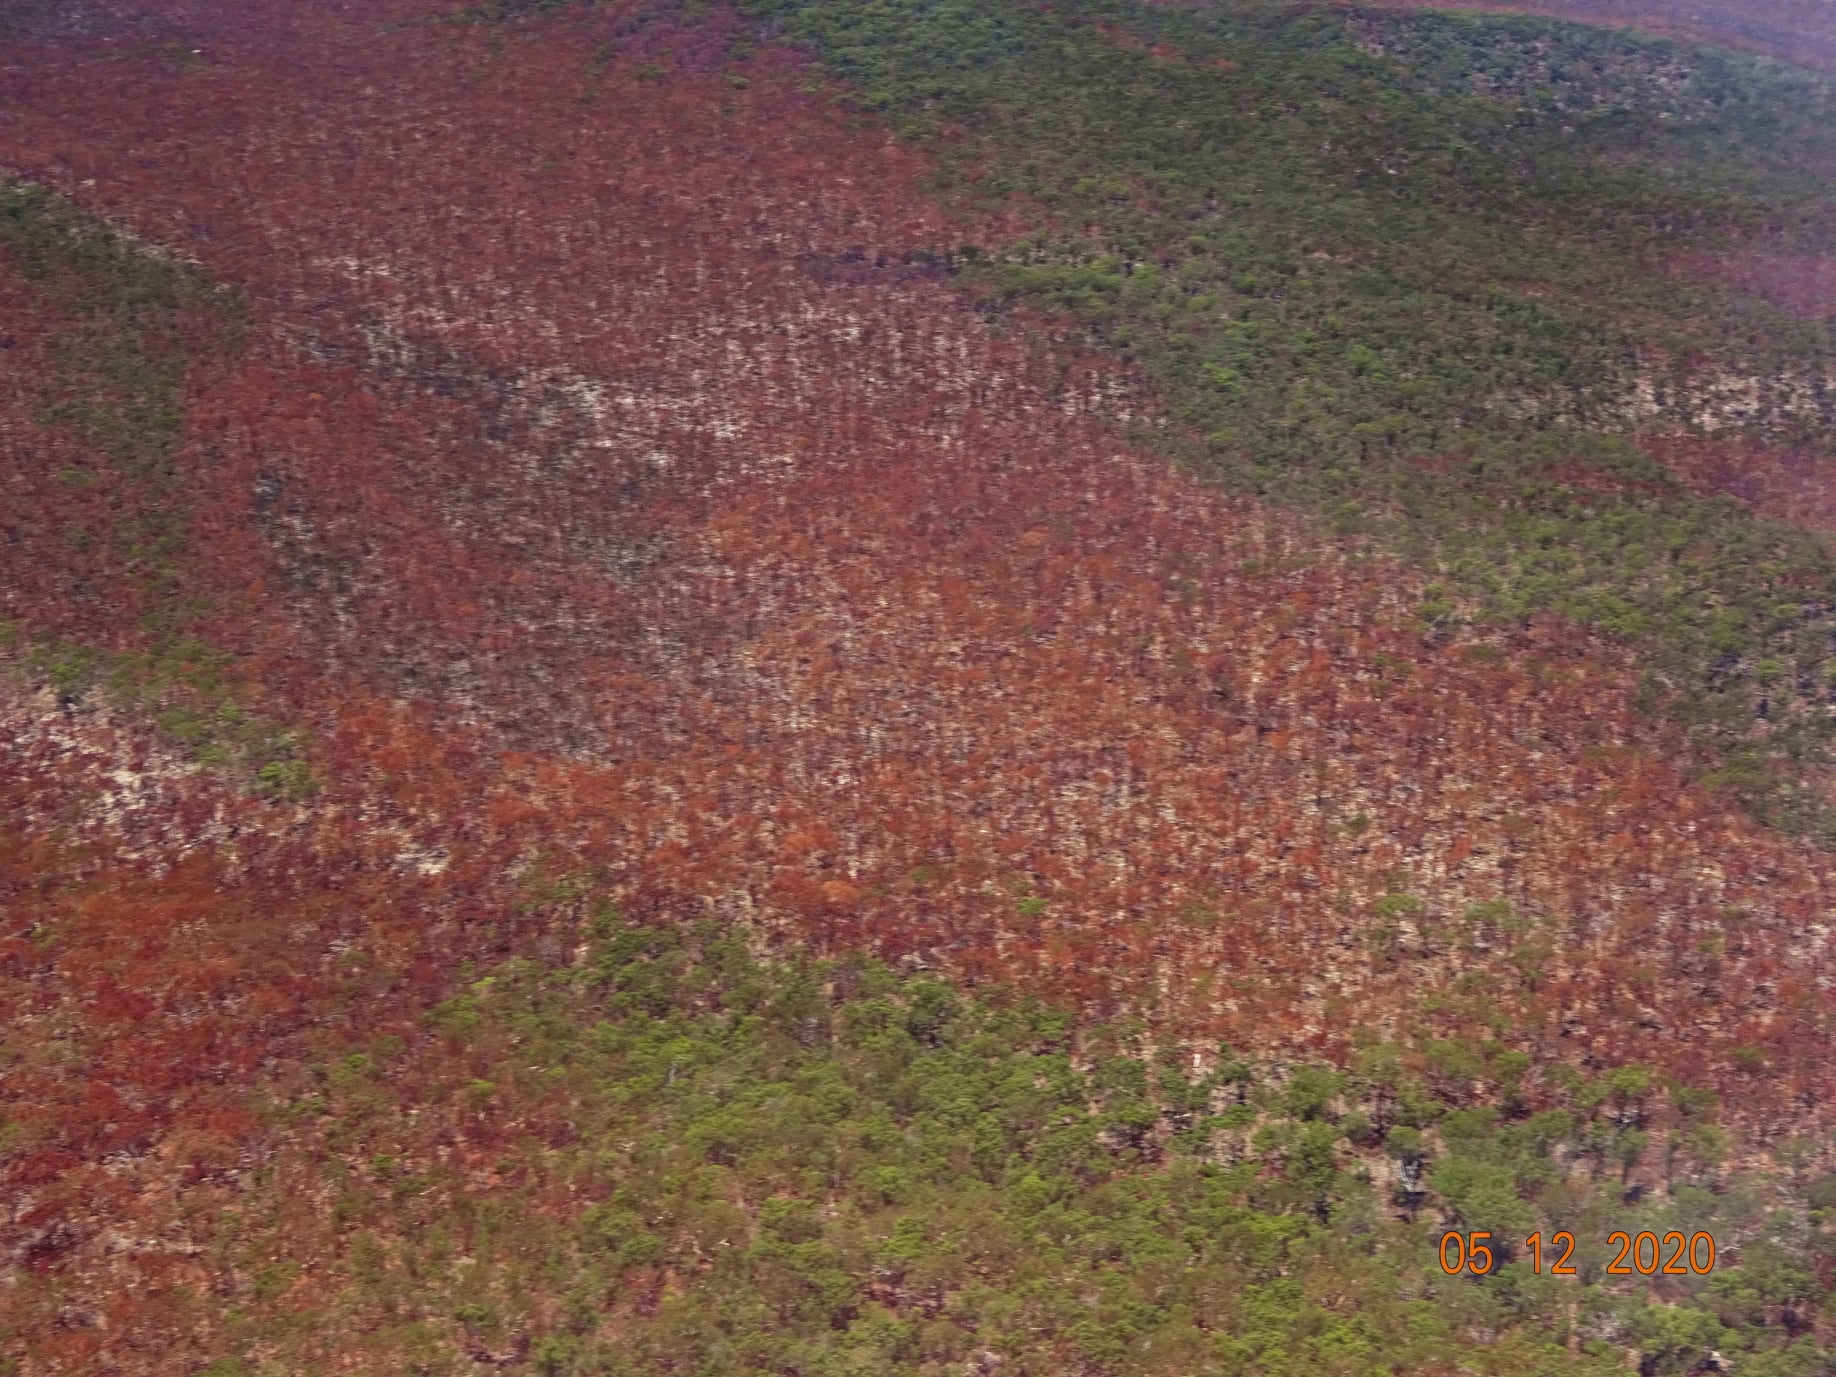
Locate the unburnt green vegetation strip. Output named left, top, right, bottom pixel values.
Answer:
left=0, top=183, right=310, bottom=795
left=199, top=917, right=1833, bottom=1375
left=724, top=0, right=1836, bottom=837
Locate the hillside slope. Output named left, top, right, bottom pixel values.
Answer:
left=1374, top=0, right=1836, bottom=72
left=6, top=0, right=1833, bottom=1092
left=3, top=0, right=1836, bottom=1373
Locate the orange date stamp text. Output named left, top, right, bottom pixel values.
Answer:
left=1438, top=1230, right=1716, bottom=1276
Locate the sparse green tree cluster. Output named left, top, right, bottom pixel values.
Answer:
left=203, top=916, right=1836, bottom=1375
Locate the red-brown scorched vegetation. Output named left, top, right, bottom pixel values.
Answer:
left=3, top=1, right=1836, bottom=1369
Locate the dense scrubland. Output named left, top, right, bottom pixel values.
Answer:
left=3, top=0, right=1836, bottom=1373
left=1374, top=0, right=1836, bottom=74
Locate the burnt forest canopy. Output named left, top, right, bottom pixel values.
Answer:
left=3, top=1, right=1836, bottom=1375
left=736, top=0, right=1836, bottom=839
